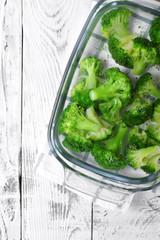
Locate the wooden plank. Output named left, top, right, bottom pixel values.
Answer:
left=0, top=0, right=21, bottom=239
left=22, top=0, right=94, bottom=239
left=93, top=189, right=160, bottom=240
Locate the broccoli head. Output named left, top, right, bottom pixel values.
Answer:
left=125, top=145, right=160, bottom=170
left=70, top=56, right=103, bottom=108
left=91, top=123, right=128, bottom=170
left=58, top=102, right=99, bottom=135
left=62, top=131, right=93, bottom=152
left=108, top=36, right=160, bottom=75
left=101, top=8, right=132, bottom=39
left=122, top=96, right=153, bottom=127
left=141, top=153, right=160, bottom=174
left=149, top=16, right=160, bottom=43
left=135, top=72, right=160, bottom=99
left=152, top=99, right=160, bottom=122
left=145, top=122, right=160, bottom=144
left=128, top=126, right=157, bottom=149
left=131, top=37, right=160, bottom=75
left=85, top=106, right=114, bottom=141
left=108, top=34, right=136, bottom=69
left=89, top=67, right=133, bottom=107
left=70, top=82, right=94, bottom=109
left=99, top=97, right=122, bottom=124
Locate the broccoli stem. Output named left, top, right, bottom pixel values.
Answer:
left=105, top=123, right=128, bottom=153
left=85, top=70, right=97, bottom=89
left=133, top=60, right=147, bottom=75
left=76, top=115, right=100, bottom=132
left=113, top=22, right=130, bottom=37
left=89, top=81, right=121, bottom=101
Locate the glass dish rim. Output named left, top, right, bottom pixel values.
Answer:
left=48, top=0, right=160, bottom=187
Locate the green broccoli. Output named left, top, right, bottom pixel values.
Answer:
left=58, top=102, right=100, bottom=135
left=128, top=126, right=157, bottom=149
left=62, top=131, right=93, bottom=152
left=85, top=106, right=114, bottom=141
left=91, top=123, right=128, bottom=170
left=141, top=153, right=160, bottom=174
left=89, top=67, right=133, bottom=107
left=131, top=37, right=160, bottom=75
left=108, top=36, right=160, bottom=75
left=135, top=72, right=160, bottom=99
left=108, top=35, right=136, bottom=69
left=152, top=99, right=160, bottom=122
left=149, top=16, right=160, bottom=44
left=101, top=8, right=132, bottom=39
left=98, top=97, right=122, bottom=124
left=70, top=56, right=103, bottom=108
left=145, top=122, right=160, bottom=144
left=125, top=145, right=160, bottom=170
left=121, top=96, right=153, bottom=127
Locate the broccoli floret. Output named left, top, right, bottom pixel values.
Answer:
left=91, top=123, right=128, bottom=170
left=101, top=8, right=132, bottom=39
left=135, top=72, right=160, bottom=99
left=89, top=68, right=133, bottom=107
left=109, top=36, right=160, bottom=75
left=98, top=97, right=122, bottom=124
left=108, top=35, right=135, bottom=69
left=85, top=106, right=114, bottom=141
left=70, top=56, right=103, bottom=108
left=122, top=96, right=153, bottom=127
left=128, top=126, right=148, bottom=149
left=152, top=99, right=160, bottom=122
left=70, top=82, right=94, bottom=109
left=125, top=145, right=160, bottom=170
left=141, top=153, right=160, bottom=174
left=149, top=16, right=160, bottom=44
left=145, top=122, right=160, bottom=144
left=128, top=126, right=156, bottom=149
left=62, top=131, right=93, bottom=152
left=58, top=102, right=100, bottom=135
left=132, top=37, right=160, bottom=75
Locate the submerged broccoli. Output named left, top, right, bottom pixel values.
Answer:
left=152, top=99, right=160, bottom=122
left=135, top=72, right=160, bottom=99
left=62, top=131, right=93, bottom=152
left=149, top=16, right=160, bottom=44
left=99, top=97, right=122, bottom=124
left=125, top=145, right=160, bottom=170
left=145, top=122, right=160, bottom=144
left=91, top=123, right=128, bottom=170
left=58, top=102, right=99, bottom=135
left=85, top=106, right=114, bottom=141
left=108, top=36, right=160, bottom=75
left=70, top=56, right=103, bottom=108
left=89, top=67, right=133, bottom=107
left=121, top=96, right=153, bottom=127
left=101, top=8, right=132, bottom=39
left=128, top=126, right=157, bottom=149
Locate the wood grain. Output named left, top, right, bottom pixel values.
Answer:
left=93, top=190, right=160, bottom=240
left=22, top=0, right=93, bottom=239
left=0, top=0, right=21, bottom=239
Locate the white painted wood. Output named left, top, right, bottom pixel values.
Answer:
left=93, top=189, right=160, bottom=240
left=0, top=0, right=21, bottom=239
left=1, top=0, right=160, bottom=239
left=22, top=0, right=94, bottom=239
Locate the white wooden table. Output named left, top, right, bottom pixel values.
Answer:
left=0, top=0, right=160, bottom=239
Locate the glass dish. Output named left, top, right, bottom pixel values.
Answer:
left=48, top=0, right=160, bottom=205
